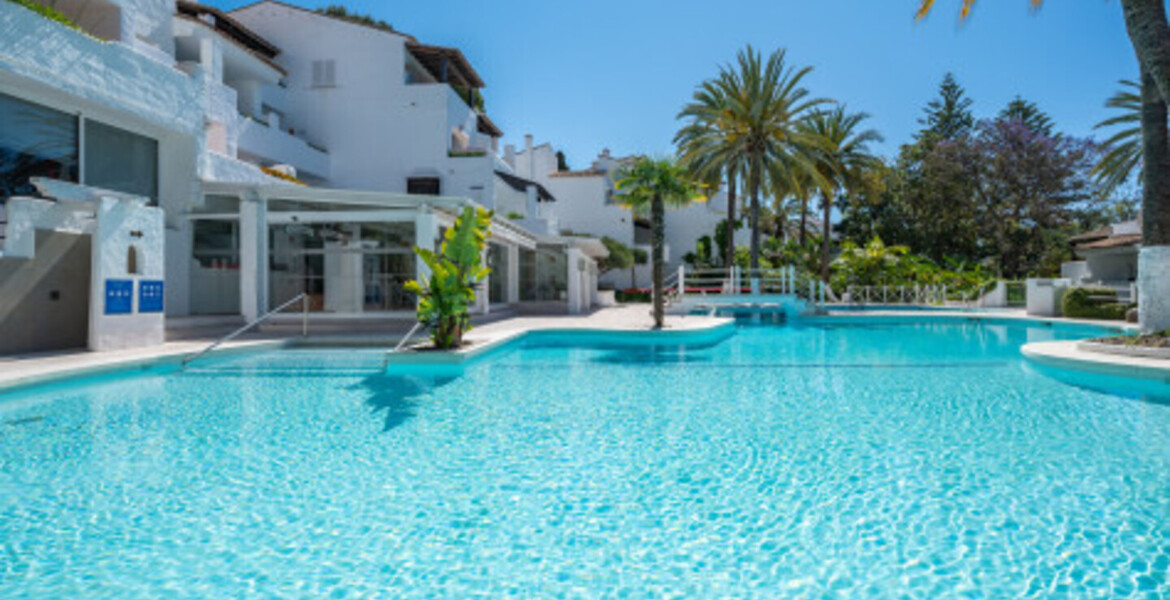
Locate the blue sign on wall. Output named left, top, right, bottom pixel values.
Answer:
left=138, top=280, right=165, bottom=313
left=104, top=280, right=133, bottom=315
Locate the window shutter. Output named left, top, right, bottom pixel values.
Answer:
left=312, top=60, right=336, bottom=88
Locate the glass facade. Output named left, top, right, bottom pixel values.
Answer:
left=83, top=119, right=159, bottom=203
left=269, top=222, right=416, bottom=313
left=0, top=93, right=159, bottom=204
left=190, top=220, right=241, bottom=315
left=0, top=92, right=79, bottom=199
left=488, top=243, right=507, bottom=304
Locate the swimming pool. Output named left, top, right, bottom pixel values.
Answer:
left=2, top=319, right=1168, bottom=597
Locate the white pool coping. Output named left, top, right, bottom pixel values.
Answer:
left=1022, top=341, right=1170, bottom=382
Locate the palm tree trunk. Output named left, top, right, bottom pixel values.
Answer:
left=725, top=167, right=737, bottom=269
left=799, top=194, right=809, bottom=248
left=652, top=193, right=666, bottom=329
left=821, top=191, right=832, bottom=283
left=1121, top=0, right=1170, bottom=130
left=1138, top=68, right=1170, bottom=332
left=1120, top=0, right=1170, bottom=332
left=749, top=167, right=761, bottom=270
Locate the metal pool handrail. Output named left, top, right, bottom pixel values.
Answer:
left=182, top=293, right=309, bottom=367
left=393, top=321, right=425, bottom=352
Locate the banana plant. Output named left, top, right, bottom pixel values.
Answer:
left=404, top=206, right=493, bottom=349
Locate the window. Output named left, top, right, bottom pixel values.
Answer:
left=84, top=120, right=159, bottom=204
left=311, top=60, right=337, bottom=88
left=127, top=245, right=141, bottom=275
left=0, top=92, right=78, bottom=200
left=407, top=177, right=441, bottom=196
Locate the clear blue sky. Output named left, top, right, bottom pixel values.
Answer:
left=212, top=0, right=1136, bottom=167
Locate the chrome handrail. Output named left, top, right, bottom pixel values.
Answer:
left=393, top=321, right=425, bottom=352
left=182, top=293, right=309, bottom=367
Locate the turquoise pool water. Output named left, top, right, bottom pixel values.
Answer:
left=2, top=320, right=1169, bottom=598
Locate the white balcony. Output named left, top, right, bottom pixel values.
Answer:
left=237, top=118, right=330, bottom=180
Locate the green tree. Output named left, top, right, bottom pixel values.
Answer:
left=556, top=150, right=570, bottom=172
left=676, top=76, right=745, bottom=270
left=404, top=206, right=492, bottom=349
left=615, top=157, right=705, bottom=328
left=1092, top=81, right=1145, bottom=198
left=917, top=0, right=1170, bottom=333
left=999, top=95, right=1055, bottom=136
left=801, top=107, right=884, bottom=282
left=694, top=46, right=827, bottom=269
left=598, top=236, right=634, bottom=275
left=916, top=73, right=975, bottom=146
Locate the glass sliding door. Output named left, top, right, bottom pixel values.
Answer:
left=0, top=92, right=78, bottom=199
left=190, top=220, right=241, bottom=315
left=488, top=243, right=507, bottom=304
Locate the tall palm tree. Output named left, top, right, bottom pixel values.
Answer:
left=917, top=0, right=1170, bottom=333
left=675, top=81, right=745, bottom=270
left=802, top=107, right=884, bottom=282
left=1093, top=80, right=1143, bottom=197
left=697, top=46, right=828, bottom=270
left=615, top=157, right=705, bottom=329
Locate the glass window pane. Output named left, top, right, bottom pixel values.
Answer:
left=83, top=119, right=158, bottom=203
left=0, top=92, right=79, bottom=199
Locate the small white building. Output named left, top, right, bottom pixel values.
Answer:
left=504, top=141, right=747, bottom=289
left=1061, top=218, right=1141, bottom=301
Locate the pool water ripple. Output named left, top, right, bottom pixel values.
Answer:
left=1, top=321, right=1169, bottom=598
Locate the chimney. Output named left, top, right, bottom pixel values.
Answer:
left=524, top=134, right=535, bottom=178
left=504, top=144, right=516, bottom=169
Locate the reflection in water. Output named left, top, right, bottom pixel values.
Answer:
left=1027, top=363, right=1170, bottom=406
left=359, top=374, right=458, bottom=432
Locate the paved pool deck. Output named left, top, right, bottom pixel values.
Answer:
left=1, top=304, right=1164, bottom=393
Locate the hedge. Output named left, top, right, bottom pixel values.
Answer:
left=1062, top=287, right=1133, bottom=321
left=5, top=0, right=78, bottom=30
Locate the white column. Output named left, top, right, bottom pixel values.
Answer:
left=414, top=209, right=439, bottom=287
left=238, top=194, right=268, bottom=321
left=1138, top=246, right=1170, bottom=333
left=477, top=247, right=490, bottom=315
left=566, top=247, right=585, bottom=314
left=507, top=244, right=521, bottom=304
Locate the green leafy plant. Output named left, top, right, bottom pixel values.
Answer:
left=5, top=0, right=78, bottom=30
left=1062, top=287, right=1134, bottom=321
left=404, top=206, right=493, bottom=349
left=505, top=211, right=525, bottom=220
left=315, top=5, right=394, bottom=32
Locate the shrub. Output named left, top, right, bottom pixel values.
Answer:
left=5, top=0, right=78, bottom=30
left=1062, top=287, right=1133, bottom=320
left=616, top=289, right=651, bottom=303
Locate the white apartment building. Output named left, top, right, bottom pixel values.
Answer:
left=505, top=140, right=747, bottom=289
left=0, top=0, right=604, bottom=355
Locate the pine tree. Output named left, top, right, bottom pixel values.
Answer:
left=916, top=73, right=975, bottom=144
left=999, top=95, right=1055, bottom=136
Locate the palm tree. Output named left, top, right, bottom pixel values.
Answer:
left=802, top=107, right=883, bottom=282
left=1093, top=81, right=1143, bottom=197
left=675, top=80, right=744, bottom=270
left=615, top=157, right=705, bottom=329
left=696, top=46, right=828, bottom=270
left=917, top=0, right=1170, bottom=333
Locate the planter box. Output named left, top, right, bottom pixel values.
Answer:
left=1077, top=341, right=1170, bottom=361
